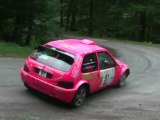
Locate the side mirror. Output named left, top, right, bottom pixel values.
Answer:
left=104, top=60, right=116, bottom=67
left=104, top=60, right=110, bottom=64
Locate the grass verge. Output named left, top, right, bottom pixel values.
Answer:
left=125, top=40, right=160, bottom=47
left=0, top=41, right=33, bottom=58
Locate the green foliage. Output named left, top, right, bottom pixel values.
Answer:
left=0, top=40, right=33, bottom=57
left=0, top=0, right=160, bottom=45
left=0, top=0, right=63, bottom=46
left=60, top=0, right=160, bottom=44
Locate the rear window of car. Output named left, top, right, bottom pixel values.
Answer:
left=30, top=45, right=75, bottom=72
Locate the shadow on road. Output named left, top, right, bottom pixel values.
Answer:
left=97, top=44, right=123, bottom=59
left=25, top=88, right=73, bottom=109
left=24, top=83, right=129, bottom=109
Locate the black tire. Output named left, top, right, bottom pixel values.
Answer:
left=24, top=83, right=31, bottom=89
left=117, top=73, right=127, bottom=87
left=71, top=86, right=88, bottom=107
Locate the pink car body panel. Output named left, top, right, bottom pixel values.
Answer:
left=20, top=39, right=129, bottom=103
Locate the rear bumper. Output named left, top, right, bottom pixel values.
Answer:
left=20, top=69, right=77, bottom=103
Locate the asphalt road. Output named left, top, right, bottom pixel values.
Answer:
left=0, top=40, right=160, bottom=120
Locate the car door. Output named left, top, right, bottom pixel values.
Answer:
left=81, top=53, right=101, bottom=92
left=97, top=51, right=116, bottom=88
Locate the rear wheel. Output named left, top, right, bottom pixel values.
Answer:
left=71, top=86, right=88, bottom=107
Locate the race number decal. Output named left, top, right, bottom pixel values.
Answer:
left=100, top=68, right=115, bottom=87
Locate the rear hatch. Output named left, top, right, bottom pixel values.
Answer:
left=28, top=45, right=75, bottom=85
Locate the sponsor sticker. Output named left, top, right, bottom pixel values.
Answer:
left=100, top=68, right=115, bottom=87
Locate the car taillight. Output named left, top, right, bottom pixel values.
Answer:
left=24, top=64, right=29, bottom=72
left=58, top=81, right=74, bottom=89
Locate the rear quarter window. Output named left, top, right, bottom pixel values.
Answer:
left=82, top=53, right=98, bottom=73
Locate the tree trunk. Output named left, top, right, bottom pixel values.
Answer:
left=70, top=9, right=76, bottom=31
left=60, top=0, right=64, bottom=28
left=12, top=14, right=23, bottom=45
left=65, top=12, right=71, bottom=31
left=65, top=0, right=73, bottom=31
left=25, top=19, right=33, bottom=46
left=70, top=0, right=77, bottom=31
left=88, top=0, right=93, bottom=35
left=139, top=11, right=146, bottom=41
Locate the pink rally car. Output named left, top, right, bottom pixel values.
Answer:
left=20, top=39, right=130, bottom=107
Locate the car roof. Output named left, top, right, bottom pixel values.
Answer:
left=46, top=39, right=106, bottom=55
